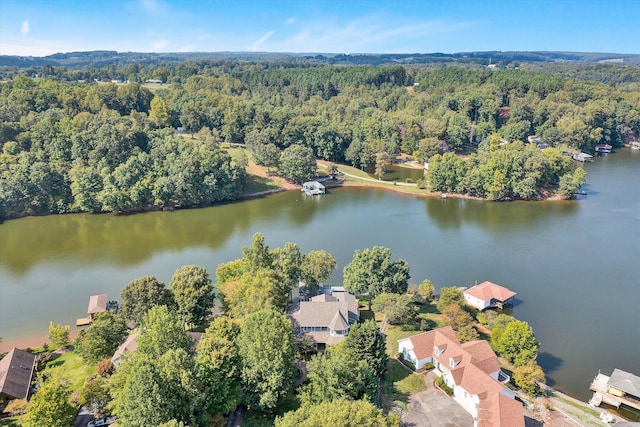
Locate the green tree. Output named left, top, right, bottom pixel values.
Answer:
left=417, top=279, right=435, bottom=303
left=495, top=320, right=540, bottom=366
left=558, top=167, right=587, bottom=199
left=120, top=276, right=169, bottom=326
left=196, top=317, right=243, bottom=417
left=238, top=309, right=297, bottom=410
left=169, top=265, right=214, bottom=329
left=23, top=377, right=75, bottom=427
left=77, top=376, right=110, bottom=417
left=271, top=242, right=303, bottom=289
left=371, top=293, right=417, bottom=325
left=279, top=144, right=317, bottom=184
left=241, top=232, right=273, bottom=273
left=149, top=95, right=170, bottom=128
left=440, top=304, right=474, bottom=331
left=343, top=246, right=410, bottom=299
left=137, top=305, right=194, bottom=360
left=513, top=362, right=546, bottom=395
left=48, top=321, right=70, bottom=349
left=456, top=325, right=480, bottom=343
left=300, top=250, right=336, bottom=289
left=275, top=399, right=399, bottom=427
left=219, top=268, right=289, bottom=318
left=436, top=286, right=465, bottom=312
left=75, top=311, right=127, bottom=364
left=300, top=345, right=376, bottom=407
left=344, top=319, right=387, bottom=377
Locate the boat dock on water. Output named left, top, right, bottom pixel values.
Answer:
left=589, top=369, right=640, bottom=412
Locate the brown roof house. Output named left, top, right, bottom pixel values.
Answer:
left=111, top=332, right=203, bottom=366
left=77, top=294, right=109, bottom=326
left=463, top=281, right=516, bottom=311
left=398, top=327, right=524, bottom=427
left=290, top=291, right=359, bottom=348
left=0, top=348, right=36, bottom=402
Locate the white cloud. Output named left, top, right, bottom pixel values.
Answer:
left=138, top=0, right=169, bottom=16
left=21, top=20, right=30, bottom=37
left=267, top=15, right=477, bottom=53
left=248, top=30, right=276, bottom=50
left=150, top=40, right=170, bottom=51
left=178, top=44, right=195, bottom=52
left=285, top=17, right=296, bottom=25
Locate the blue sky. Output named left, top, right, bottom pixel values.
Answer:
left=1, top=0, right=638, bottom=56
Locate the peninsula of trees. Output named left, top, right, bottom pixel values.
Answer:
left=1, top=59, right=638, bottom=220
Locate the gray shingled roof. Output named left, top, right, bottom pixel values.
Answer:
left=608, top=368, right=640, bottom=398
left=329, top=311, right=349, bottom=331
left=88, top=294, right=108, bottom=314
left=0, top=348, right=36, bottom=400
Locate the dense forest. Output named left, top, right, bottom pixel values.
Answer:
left=1, top=60, right=639, bottom=220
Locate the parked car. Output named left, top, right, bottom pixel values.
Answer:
left=87, top=416, right=116, bottom=427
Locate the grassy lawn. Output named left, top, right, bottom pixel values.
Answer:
left=243, top=393, right=300, bottom=427
left=384, top=325, right=422, bottom=357
left=243, top=174, right=282, bottom=194
left=42, top=351, right=96, bottom=392
left=380, top=359, right=427, bottom=411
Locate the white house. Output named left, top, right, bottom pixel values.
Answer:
left=398, top=326, right=523, bottom=427
left=463, top=281, right=517, bottom=311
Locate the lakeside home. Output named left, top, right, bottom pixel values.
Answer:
left=398, top=326, right=523, bottom=427
left=290, top=290, right=359, bottom=349
left=0, top=348, right=36, bottom=402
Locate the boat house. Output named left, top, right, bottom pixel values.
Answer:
left=76, top=294, right=111, bottom=326
left=590, top=369, right=640, bottom=412
left=463, top=281, right=517, bottom=311
left=0, top=348, right=36, bottom=402
left=572, top=152, right=594, bottom=162
left=302, top=181, right=325, bottom=195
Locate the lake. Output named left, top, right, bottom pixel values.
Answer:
left=1, top=149, right=639, bottom=401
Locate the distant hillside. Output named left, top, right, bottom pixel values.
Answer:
left=2, top=50, right=640, bottom=68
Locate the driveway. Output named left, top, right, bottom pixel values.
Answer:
left=403, top=371, right=473, bottom=427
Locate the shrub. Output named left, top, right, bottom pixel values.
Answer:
left=405, top=178, right=414, bottom=183
left=97, top=359, right=114, bottom=377
left=435, top=376, right=453, bottom=395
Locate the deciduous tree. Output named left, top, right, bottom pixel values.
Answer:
left=48, top=321, right=70, bottom=349
left=344, top=319, right=387, bottom=377
left=75, top=311, right=127, bottom=364
left=494, top=320, right=540, bottom=366
left=120, top=275, right=169, bottom=326
left=23, top=377, right=75, bottom=427
left=343, top=246, right=410, bottom=299
left=169, top=265, right=214, bottom=329
left=279, top=144, right=317, bottom=184
left=275, top=399, right=400, bottom=427
left=238, top=309, right=296, bottom=410
left=300, top=250, right=336, bottom=289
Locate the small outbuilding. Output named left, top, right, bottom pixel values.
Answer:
left=0, top=347, right=36, bottom=402
left=463, top=281, right=517, bottom=311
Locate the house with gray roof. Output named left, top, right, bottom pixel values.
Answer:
left=0, top=348, right=36, bottom=402
left=290, top=291, right=359, bottom=348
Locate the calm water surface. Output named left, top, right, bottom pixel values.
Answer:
left=1, top=149, right=639, bottom=401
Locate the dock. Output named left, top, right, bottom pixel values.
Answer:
left=589, top=370, right=640, bottom=412
left=302, top=181, right=326, bottom=196
left=572, top=152, right=594, bottom=162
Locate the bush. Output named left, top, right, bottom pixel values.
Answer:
left=435, top=376, right=453, bottom=395
left=405, top=178, right=414, bottom=183
left=424, top=362, right=435, bottom=371
left=97, top=359, right=114, bottom=377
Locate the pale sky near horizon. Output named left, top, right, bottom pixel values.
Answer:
left=0, top=0, right=638, bottom=57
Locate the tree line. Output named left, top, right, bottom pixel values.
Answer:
left=1, top=62, right=638, bottom=219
